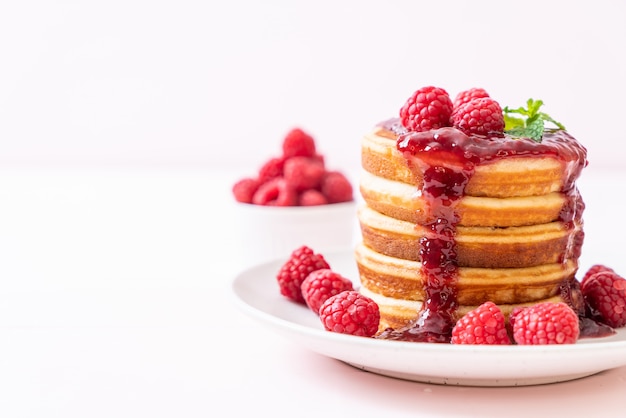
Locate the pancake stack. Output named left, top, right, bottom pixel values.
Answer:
left=356, top=118, right=588, bottom=342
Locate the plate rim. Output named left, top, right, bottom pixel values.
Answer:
left=230, top=250, right=626, bottom=386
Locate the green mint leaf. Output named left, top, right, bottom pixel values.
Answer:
left=538, top=112, right=566, bottom=130
left=502, top=105, right=529, bottom=117
left=526, top=118, right=545, bottom=142
left=505, top=127, right=529, bottom=137
left=526, top=99, right=544, bottom=117
left=504, top=115, right=525, bottom=131
left=503, top=98, right=565, bottom=142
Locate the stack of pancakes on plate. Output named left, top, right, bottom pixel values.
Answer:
left=356, top=119, right=588, bottom=341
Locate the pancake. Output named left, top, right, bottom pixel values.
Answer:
left=356, top=242, right=575, bottom=305
left=362, top=126, right=569, bottom=198
left=355, top=118, right=588, bottom=342
left=358, top=205, right=583, bottom=268
left=360, top=170, right=568, bottom=227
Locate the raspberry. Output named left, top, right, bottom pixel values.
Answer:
left=283, top=157, right=325, bottom=191
left=451, top=302, right=511, bottom=345
left=298, top=189, right=328, bottom=206
left=301, top=269, right=354, bottom=314
left=257, top=157, right=285, bottom=184
left=320, top=171, right=353, bottom=203
left=319, top=291, right=380, bottom=337
left=399, top=86, right=453, bottom=132
left=310, top=153, right=325, bottom=166
left=276, top=246, right=330, bottom=303
left=581, top=270, right=626, bottom=328
left=512, top=302, right=580, bottom=345
left=581, top=264, right=615, bottom=287
left=451, top=97, right=505, bottom=136
left=452, top=87, right=490, bottom=109
left=282, top=128, right=316, bottom=158
left=252, top=178, right=297, bottom=206
left=232, top=177, right=260, bottom=204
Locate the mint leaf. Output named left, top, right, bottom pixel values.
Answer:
left=503, top=98, right=565, bottom=142
left=503, top=114, right=525, bottom=130
left=526, top=117, right=545, bottom=140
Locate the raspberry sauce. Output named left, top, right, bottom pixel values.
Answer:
left=375, top=119, right=592, bottom=343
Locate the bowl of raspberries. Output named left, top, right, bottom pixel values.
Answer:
left=231, top=127, right=357, bottom=266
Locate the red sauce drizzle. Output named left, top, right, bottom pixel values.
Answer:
left=373, top=119, right=607, bottom=342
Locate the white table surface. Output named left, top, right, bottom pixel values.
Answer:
left=0, top=165, right=624, bottom=418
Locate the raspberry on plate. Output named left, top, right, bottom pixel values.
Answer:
left=451, top=96, right=505, bottom=136
left=301, top=269, right=354, bottom=314
left=581, top=264, right=615, bottom=287
left=399, top=86, right=453, bottom=132
left=581, top=270, right=626, bottom=328
left=451, top=301, right=511, bottom=345
left=276, top=246, right=330, bottom=304
left=319, top=291, right=380, bottom=337
left=512, top=302, right=580, bottom=345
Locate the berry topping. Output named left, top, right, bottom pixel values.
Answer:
left=581, top=264, right=615, bottom=287
left=276, top=246, right=330, bottom=304
left=283, top=156, right=325, bottom=191
left=319, top=291, right=380, bottom=337
left=452, top=87, right=490, bottom=109
left=450, top=302, right=511, bottom=345
left=504, top=98, right=566, bottom=142
left=282, top=128, right=316, bottom=158
left=399, top=86, right=453, bottom=132
left=581, top=270, right=626, bottom=328
left=298, top=189, right=328, bottom=206
left=320, top=171, right=353, bottom=203
left=252, top=178, right=297, bottom=206
left=450, top=97, right=505, bottom=136
left=512, top=302, right=580, bottom=345
left=301, top=269, right=354, bottom=314
left=232, top=177, right=260, bottom=204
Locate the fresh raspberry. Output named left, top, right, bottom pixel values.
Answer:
left=257, top=157, right=285, bottom=184
left=451, top=302, right=511, bottom=345
left=319, top=291, right=380, bottom=337
left=298, top=189, right=328, bottom=206
left=252, top=178, right=297, bottom=206
left=276, top=246, right=330, bottom=303
left=581, top=264, right=615, bottom=287
left=451, top=97, right=505, bottom=136
left=283, top=157, right=325, bottom=191
left=232, top=177, right=260, bottom=204
left=282, top=128, right=316, bottom=158
left=581, top=270, right=626, bottom=328
left=399, top=86, right=453, bottom=132
left=508, top=306, right=524, bottom=325
left=512, top=302, right=580, bottom=345
left=507, top=306, right=524, bottom=336
left=310, top=153, right=325, bottom=166
left=320, top=171, right=353, bottom=203
left=452, top=87, right=490, bottom=110
left=301, top=269, right=354, bottom=314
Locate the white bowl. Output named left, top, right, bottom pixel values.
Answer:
left=232, top=201, right=359, bottom=269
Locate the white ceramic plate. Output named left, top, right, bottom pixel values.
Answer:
left=231, top=250, right=626, bottom=387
